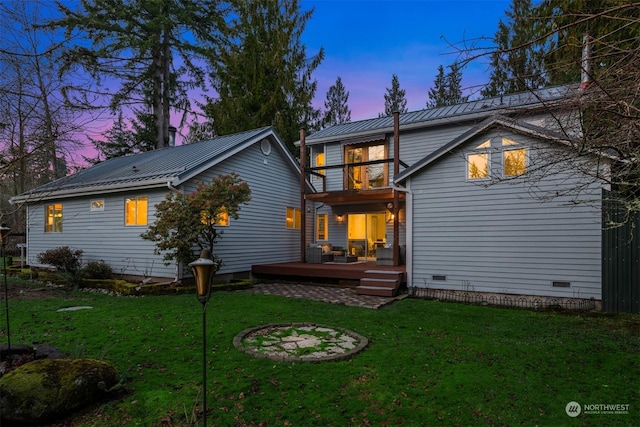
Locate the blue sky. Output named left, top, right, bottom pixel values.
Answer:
left=301, top=0, right=512, bottom=120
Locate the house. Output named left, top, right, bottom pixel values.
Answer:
left=10, top=126, right=308, bottom=280
left=299, top=84, right=606, bottom=302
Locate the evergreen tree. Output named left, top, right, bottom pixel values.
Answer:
left=534, top=0, right=640, bottom=85
left=427, top=63, right=468, bottom=108
left=426, top=65, right=447, bottom=108
left=446, top=63, right=468, bottom=105
left=86, top=110, right=156, bottom=163
left=203, top=0, right=324, bottom=154
left=49, top=0, right=224, bottom=150
left=481, top=0, right=546, bottom=97
left=381, top=74, right=407, bottom=117
left=323, top=76, right=351, bottom=127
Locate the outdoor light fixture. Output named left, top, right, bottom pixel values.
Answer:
left=0, top=223, right=11, bottom=353
left=336, top=214, right=343, bottom=222
left=386, top=202, right=394, bottom=212
left=188, top=249, right=215, bottom=427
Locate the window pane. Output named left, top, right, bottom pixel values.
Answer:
left=294, top=209, right=301, bottom=229
left=126, top=197, right=147, bottom=225
left=504, top=149, right=526, bottom=176
left=316, top=214, right=327, bottom=240
left=215, top=207, right=229, bottom=226
left=45, top=204, right=63, bottom=233
left=136, top=197, right=148, bottom=225
left=467, top=153, right=489, bottom=179
left=316, top=152, right=325, bottom=175
left=125, top=198, right=136, bottom=225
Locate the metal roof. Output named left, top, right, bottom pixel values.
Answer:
left=12, top=127, right=279, bottom=202
left=394, top=115, right=576, bottom=183
left=305, top=85, right=578, bottom=144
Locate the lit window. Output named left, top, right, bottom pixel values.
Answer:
left=286, top=207, right=301, bottom=229
left=467, top=153, right=489, bottom=179
left=45, top=204, right=63, bottom=233
left=90, top=200, right=104, bottom=211
left=125, top=196, right=148, bottom=226
left=502, top=138, right=526, bottom=176
left=345, top=143, right=387, bottom=189
left=316, top=213, right=328, bottom=241
left=316, top=152, right=325, bottom=175
left=201, top=207, right=229, bottom=227
left=504, top=148, right=527, bottom=176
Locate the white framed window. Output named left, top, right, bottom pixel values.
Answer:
left=286, top=207, right=301, bottom=230
left=45, top=203, right=63, bottom=233
left=502, top=138, right=527, bottom=176
left=466, top=140, right=491, bottom=180
left=467, top=152, right=489, bottom=180
left=125, top=196, right=148, bottom=226
left=90, top=200, right=105, bottom=212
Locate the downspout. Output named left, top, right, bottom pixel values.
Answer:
left=393, top=111, right=400, bottom=266
left=300, top=128, right=307, bottom=262
left=167, top=179, right=180, bottom=280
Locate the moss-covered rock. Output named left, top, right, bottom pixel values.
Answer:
left=0, top=358, right=119, bottom=424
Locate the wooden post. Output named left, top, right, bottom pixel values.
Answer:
left=393, top=111, right=400, bottom=266
left=300, top=128, right=307, bottom=263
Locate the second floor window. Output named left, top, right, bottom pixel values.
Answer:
left=345, top=143, right=387, bottom=190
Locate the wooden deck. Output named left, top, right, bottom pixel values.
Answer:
left=251, top=260, right=406, bottom=285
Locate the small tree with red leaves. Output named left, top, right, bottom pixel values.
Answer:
left=141, top=173, right=251, bottom=271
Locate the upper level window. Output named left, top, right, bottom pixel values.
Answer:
left=125, top=196, right=148, bottom=226
left=467, top=140, right=491, bottom=180
left=45, top=203, right=63, bottom=233
left=345, top=143, right=387, bottom=190
left=286, top=207, right=301, bottom=230
left=315, top=152, right=325, bottom=176
left=502, top=138, right=527, bottom=176
left=466, top=138, right=527, bottom=180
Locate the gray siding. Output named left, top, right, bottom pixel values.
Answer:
left=184, top=141, right=301, bottom=274
left=397, top=126, right=472, bottom=168
left=26, top=189, right=176, bottom=278
left=408, top=131, right=603, bottom=299
left=25, top=137, right=302, bottom=279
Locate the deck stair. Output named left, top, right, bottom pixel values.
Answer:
left=356, top=270, right=404, bottom=297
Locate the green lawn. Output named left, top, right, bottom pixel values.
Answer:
left=4, top=279, right=639, bottom=426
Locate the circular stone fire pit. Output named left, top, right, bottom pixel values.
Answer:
left=233, top=323, right=368, bottom=362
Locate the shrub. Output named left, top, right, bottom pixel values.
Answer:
left=37, top=246, right=83, bottom=273
left=82, top=261, right=113, bottom=279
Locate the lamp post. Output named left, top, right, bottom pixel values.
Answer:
left=188, top=250, right=215, bottom=427
left=0, top=223, right=10, bottom=353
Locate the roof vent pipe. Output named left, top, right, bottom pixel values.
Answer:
left=168, top=126, right=177, bottom=146
left=580, top=33, right=593, bottom=89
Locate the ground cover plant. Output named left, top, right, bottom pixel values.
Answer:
left=2, top=278, right=638, bottom=426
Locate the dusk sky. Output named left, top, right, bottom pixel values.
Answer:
left=301, top=0, right=512, bottom=120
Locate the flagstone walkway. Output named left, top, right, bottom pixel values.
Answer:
left=243, top=282, right=406, bottom=309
